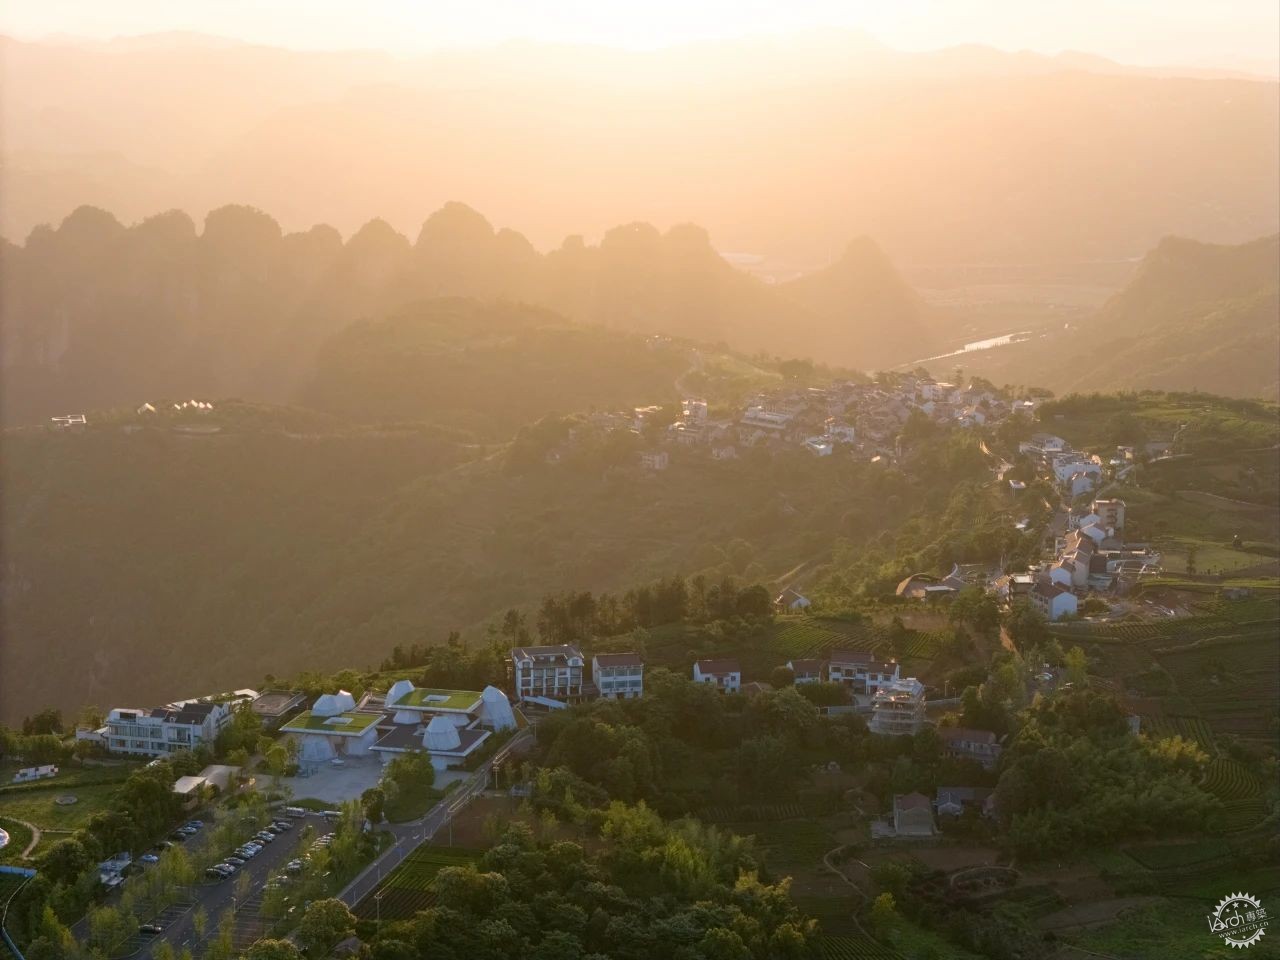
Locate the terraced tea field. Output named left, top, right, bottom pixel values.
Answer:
left=1058, top=604, right=1278, bottom=753
left=701, top=801, right=808, bottom=823
left=1140, top=715, right=1215, bottom=752
left=768, top=618, right=889, bottom=660
left=1153, top=626, right=1278, bottom=745
left=1202, top=758, right=1268, bottom=832
left=819, top=934, right=900, bottom=959
left=353, top=844, right=482, bottom=922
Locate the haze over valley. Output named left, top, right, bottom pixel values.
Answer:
left=1, top=7, right=1278, bottom=960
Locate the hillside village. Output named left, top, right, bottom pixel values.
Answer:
left=538, top=366, right=1041, bottom=469
left=7, top=381, right=1276, bottom=960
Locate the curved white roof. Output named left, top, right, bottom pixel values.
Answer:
left=480, top=685, right=517, bottom=731
left=386, top=679, right=415, bottom=705
left=312, top=689, right=357, bottom=717
left=423, top=715, right=461, bottom=752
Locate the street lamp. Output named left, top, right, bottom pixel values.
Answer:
left=374, top=891, right=384, bottom=929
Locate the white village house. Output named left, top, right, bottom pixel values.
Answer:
left=592, top=653, right=645, bottom=699
left=692, top=659, right=742, bottom=694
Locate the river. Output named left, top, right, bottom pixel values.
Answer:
left=906, top=330, right=1033, bottom=366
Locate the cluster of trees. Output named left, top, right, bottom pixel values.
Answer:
left=363, top=812, right=816, bottom=960
left=5, top=759, right=197, bottom=952
left=0, top=707, right=102, bottom=764
left=994, top=690, right=1218, bottom=858
left=535, top=669, right=987, bottom=816
left=533, top=575, right=773, bottom=644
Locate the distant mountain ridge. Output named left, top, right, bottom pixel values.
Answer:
left=0, top=202, right=934, bottom=425
left=3, top=31, right=1276, bottom=264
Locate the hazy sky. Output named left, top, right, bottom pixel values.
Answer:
left=5, top=0, right=1279, bottom=71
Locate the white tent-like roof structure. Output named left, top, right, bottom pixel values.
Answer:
left=479, top=685, right=517, bottom=731
left=423, top=715, right=462, bottom=752
left=386, top=680, right=420, bottom=724
left=386, top=679, right=414, bottom=703
left=312, top=690, right=357, bottom=718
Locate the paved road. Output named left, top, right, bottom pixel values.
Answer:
left=338, top=729, right=534, bottom=911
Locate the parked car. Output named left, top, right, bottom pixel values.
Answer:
left=139, top=924, right=164, bottom=935
left=168, top=832, right=188, bottom=842
left=187, top=820, right=204, bottom=828
left=284, top=806, right=306, bottom=818
left=255, top=832, right=275, bottom=843
left=266, top=824, right=284, bottom=834
left=154, top=841, right=173, bottom=851
left=139, top=854, right=160, bottom=864
left=225, top=857, right=246, bottom=866
left=205, top=867, right=228, bottom=880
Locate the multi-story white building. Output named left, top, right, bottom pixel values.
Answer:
left=869, top=678, right=927, bottom=736
left=510, top=644, right=586, bottom=702
left=692, top=659, right=741, bottom=693
left=1092, top=498, right=1126, bottom=533
left=1031, top=579, right=1078, bottom=621
left=827, top=650, right=900, bottom=695
left=103, top=700, right=232, bottom=757
left=592, top=653, right=645, bottom=699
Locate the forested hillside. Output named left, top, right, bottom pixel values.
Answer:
left=941, top=234, right=1280, bottom=399
left=0, top=407, right=901, bottom=722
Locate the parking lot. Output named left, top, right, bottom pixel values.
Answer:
left=134, top=812, right=323, bottom=960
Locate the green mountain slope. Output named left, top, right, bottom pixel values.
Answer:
left=0, top=409, right=878, bottom=722
left=296, top=299, right=689, bottom=436
left=1063, top=234, right=1280, bottom=398
left=778, top=237, right=938, bottom=370
left=942, top=234, right=1280, bottom=399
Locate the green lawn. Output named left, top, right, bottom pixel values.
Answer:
left=0, top=782, right=124, bottom=837
left=279, top=710, right=381, bottom=734
left=1158, top=537, right=1277, bottom=576
left=389, top=688, right=482, bottom=712
left=385, top=781, right=448, bottom=823
left=0, top=817, right=34, bottom=863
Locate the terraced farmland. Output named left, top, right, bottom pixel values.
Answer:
left=1141, top=715, right=1215, bottom=751
left=353, top=845, right=482, bottom=922
left=702, top=802, right=807, bottom=823
left=1128, top=839, right=1230, bottom=871
left=820, top=934, right=900, bottom=959
left=763, top=617, right=894, bottom=666
left=1154, top=628, right=1278, bottom=744
left=1202, top=758, right=1268, bottom=832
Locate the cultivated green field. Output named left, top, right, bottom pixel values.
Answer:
left=352, top=844, right=482, bottom=922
